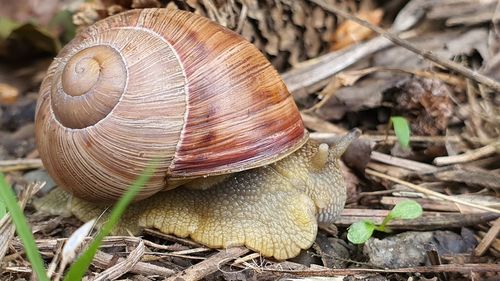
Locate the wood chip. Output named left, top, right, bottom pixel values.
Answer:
left=93, top=240, right=145, bottom=281
left=474, top=218, right=500, bottom=256
left=166, top=247, right=249, bottom=281
left=92, top=245, right=175, bottom=278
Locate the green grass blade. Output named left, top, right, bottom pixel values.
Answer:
left=390, top=116, right=411, bottom=149
left=0, top=196, right=6, bottom=219
left=64, top=163, right=156, bottom=281
left=0, top=173, right=49, bottom=281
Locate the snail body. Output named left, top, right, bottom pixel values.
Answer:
left=35, top=9, right=358, bottom=259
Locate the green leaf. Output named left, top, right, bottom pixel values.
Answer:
left=347, top=220, right=376, bottom=244
left=64, top=162, right=156, bottom=281
left=389, top=200, right=423, bottom=220
left=0, top=174, right=49, bottom=281
left=390, top=116, right=411, bottom=149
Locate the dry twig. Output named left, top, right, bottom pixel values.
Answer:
left=166, top=247, right=249, bottom=281
left=0, top=159, right=43, bottom=172
left=365, top=169, right=500, bottom=214
left=474, top=218, right=500, bottom=256
left=434, top=142, right=499, bottom=165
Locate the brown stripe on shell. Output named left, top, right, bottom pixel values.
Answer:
left=135, top=9, right=307, bottom=177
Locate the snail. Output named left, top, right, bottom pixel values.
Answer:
left=34, top=8, right=360, bottom=260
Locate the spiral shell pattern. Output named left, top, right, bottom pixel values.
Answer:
left=35, top=9, right=306, bottom=202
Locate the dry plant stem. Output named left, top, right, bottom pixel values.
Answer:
left=474, top=218, right=500, bottom=256
left=166, top=247, right=249, bottom=281
left=380, top=197, right=462, bottom=212
left=232, top=253, right=262, bottom=266
left=46, top=240, right=63, bottom=281
left=433, top=141, right=499, bottom=165
left=9, top=236, right=174, bottom=277
left=264, top=263, right=500, bottom=276
left=310, top=0, right=500, bottom=92
left=92, top=250, right=175, bottom=277
left=0, top=159, right=43, bottom=172
left=432, top=167, right=500, bottom=190
left=93, top=240, right=145, bottom=281
left=466, top=80, right=490, bottom=142
left=169, top=247, right=210, bottom=256
left=0, top=182, right=45, bottom=261
left=142, top=238, right=195, bottom=252
left=303, top=78, right=342, bottom=112
left=425, top=249, right=448, bottom=281
left=365, top=169, right=500, bottom=214
left=336, top=208, right=499, bottom=230
left=477, top=231, right=500, bottom=253
left=371, top=151, right=437, bottom=172
left=150, top=251, right=206, bottom=260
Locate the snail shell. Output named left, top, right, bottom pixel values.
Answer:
left=35, top=9, right=307, bottom=202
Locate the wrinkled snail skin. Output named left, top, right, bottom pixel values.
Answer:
left=34, top=7, right=360, bottom=260
left=35, top=8, right=306, bottom=202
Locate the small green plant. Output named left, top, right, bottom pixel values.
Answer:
left=0, top=161, right=156, bottom=280
left=347, top=200, right=423, bottom=244
left=389, top=116, right=411, bottom=149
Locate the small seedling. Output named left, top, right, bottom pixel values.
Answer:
left=347, top=200, right=423, bottom=244
left=389, top=116, right=411, bottom=149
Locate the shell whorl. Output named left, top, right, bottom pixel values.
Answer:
left=35, top=9, right=307, bottom=202
left=52, top=45, right=127, bottom=128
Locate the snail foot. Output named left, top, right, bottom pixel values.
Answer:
left=33, top=188, right=72, bottom=217
left=138, top=167, right=318, bottom=260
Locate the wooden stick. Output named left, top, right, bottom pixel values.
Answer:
left=165, top=247, right=249, bottom=281
left=434, top=142, right=499, bottom=165
left=336, top=208, right=499, bottom=230
left=264, top=263, right=500, bottom=275
left=474, top=218, right=500, bottom=256
left=0, top=159, right=43, bottom=172
left=365, top=169, right=500, bottom=214
left=371, top=151, right=437, bottom=172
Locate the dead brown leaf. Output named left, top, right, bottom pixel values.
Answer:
left=330, top=8, right=383, bottom=51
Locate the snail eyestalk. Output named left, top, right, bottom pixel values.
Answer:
left=330, top=129, right=362, bottom=160
left=311, top=143, right=329, bottom=170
